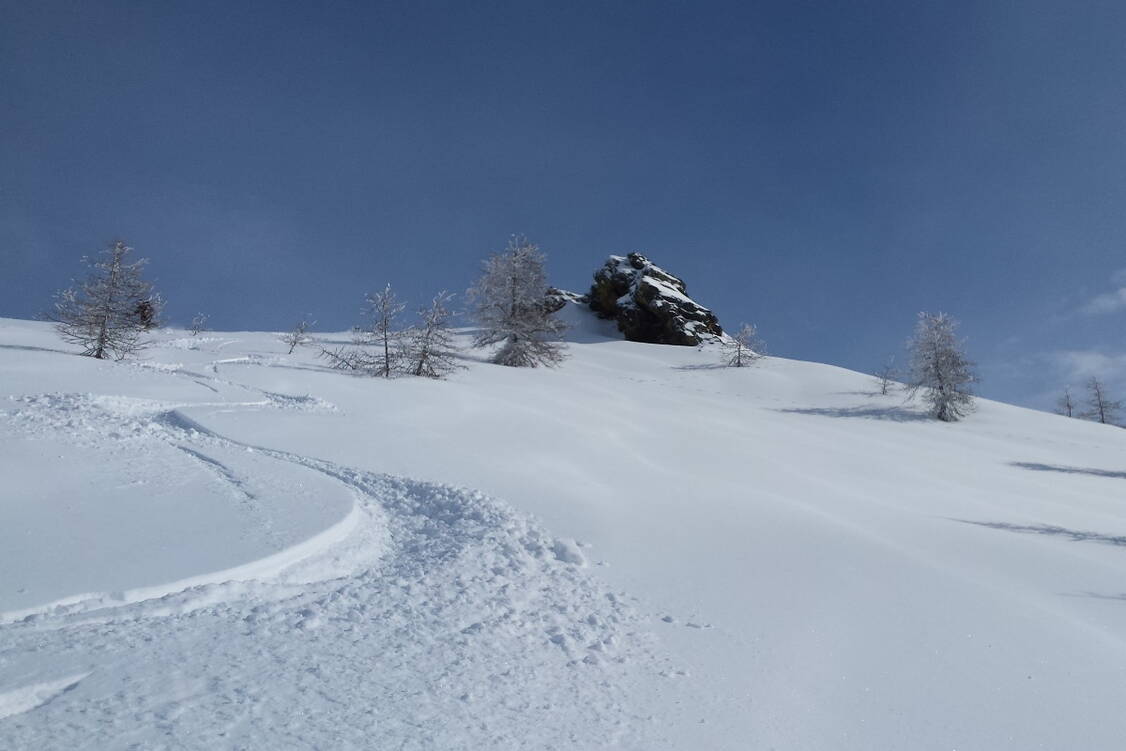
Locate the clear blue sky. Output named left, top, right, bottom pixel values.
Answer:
left=3, top=0, right=1126, bottom=410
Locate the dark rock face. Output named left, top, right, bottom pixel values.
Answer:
left=588, top=253, right=723, bottom=345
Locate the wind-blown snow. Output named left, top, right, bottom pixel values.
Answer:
left=2, top=309, right=1126, bottom=749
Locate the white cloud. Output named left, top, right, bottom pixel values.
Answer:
left=1080, top=269, right=1126, bottom=315
left=1082, top=288, right=1126, bottom=315
left=1045, top=349, right=1126, bottom=386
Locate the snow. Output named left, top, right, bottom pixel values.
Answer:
left=0, top=672, right=90, bottom=721
left=3, top=309, right=1126, bottom=748
left=636, top=274, right=695, bottom=306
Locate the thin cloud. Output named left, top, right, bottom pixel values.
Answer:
left=1045, top=350, right=1126, bottom=385
left=1080, top=269, right=1126, bottom=315
left=1082, top=288, right=1126, bottom=315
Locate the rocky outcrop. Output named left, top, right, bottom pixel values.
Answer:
left=588, top=253, right=723, bottom=345
left=544, top=287, right=588, bottom=314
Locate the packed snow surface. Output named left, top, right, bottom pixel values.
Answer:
left=2, top=309, right=1126, bottom=749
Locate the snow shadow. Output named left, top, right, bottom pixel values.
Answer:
left=0, top=344, right=73, bottom=356
left=775, top=405, right=929, bottom=422
left=954, top=519, right=1126, bottom=547
left=560, top=330, right=623, bottom=345
left=672, top=363, right=728, bottom=371
left=1064, top=591, right=1126, bottom=602
left=1009, top=462, right=1126, bottom=480
left=264, top=362, right=339, bottom=375
left=453, top=325, right=620, bottom=346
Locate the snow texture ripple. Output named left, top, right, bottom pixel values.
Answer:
left=1, top=383, right=663, bottom=749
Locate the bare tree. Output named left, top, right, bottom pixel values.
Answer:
left=1055, top=386, right=1075, bottom=418
left=281, top=317, right=314, bottom=354
left=875, top=355, right=898, bottom=396
left=1082, top=377, right=1122, bottom=425
left=319, top=284, right=404, bottom=377
left=723, top=323, right=765, bottom=367
left=318, top=344, right=373, bottom=373
left=360, top=284, right=405, bottom=377
left=190, top=313, right=209, bottom=337
left=905, top=311, right=976, bottom=422
left=403, top=291, right=462, bottom=378
left=468, top=236, right=567, bottom=367
left=47, top=240, right=161, bottom=360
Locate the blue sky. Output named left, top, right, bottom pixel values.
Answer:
left=3, top=0, right=1126, bottom=410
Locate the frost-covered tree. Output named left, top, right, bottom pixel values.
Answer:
left=1055, top=386, right=1076, bottom=418
left=467, top=236, right=567, bottom=367
left=190, top=313, right=209, bottom=337
left=281, top=317, right=314, bottom=354
left=48, top=241, right=161, bottom=360
left=320, top=284, right=405, bottom=377
left=359, top=284, right=405, bottom=377
left=875, top=355, right=898, bottom=396
left=403, top=291, right=462, bottom=378
left=905, top=311, right=976, bottom=422
left=1082, top=377, right=1121, bottom=425
left=723, top=323, right=765, bottom=367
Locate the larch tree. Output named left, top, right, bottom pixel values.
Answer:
left=1055, top=386, right=1076, bottom=418
left=402, top=291, right=462, bottom=378
left=723, top=323, right=766, bottom=367
left=48, top=240, right=162, bottom=360
left=281, top=317, right=315, bottom=354
left=905, top=311, right=976, bottom=422
left=320, top=284, right=405, bottom=377
left=190, top=313, right=209, bottom=337
left=1082, top=377, right=1122, bottom=425
left=467, top=236, right=567, bottom=367
left=354, top=284, right=405, bottom=377
left=875, top=355, right=898, bottom=396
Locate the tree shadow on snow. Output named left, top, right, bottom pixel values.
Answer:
left=953, top=519, right=1126, bottom=547
left=265, top=362, right=341, bottom=375
left=1009, top=462, right=1126, bottom=480
left=1062, top=591, right=1126, bottom=602
left=671, top=363, right=728, bottom=371
left=774, top=405, right=929, bottom=422
left=955, top=519, right=1126, bottom=605
left=0, top=343, right=73, bottom=355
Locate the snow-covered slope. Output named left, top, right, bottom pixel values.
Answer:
left=3, top=309, right=1126, bottom=749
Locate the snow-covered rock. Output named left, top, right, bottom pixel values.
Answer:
left=588, top=252, right=723, bottom=345
left=544, top=286, right=588, bottom=313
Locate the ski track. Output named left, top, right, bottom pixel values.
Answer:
left=0, top=357, right=670, bottom=749
left=0, top=673, right=91, bottom=721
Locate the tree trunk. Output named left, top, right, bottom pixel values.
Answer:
left=93, top=251, right=121, bottom=359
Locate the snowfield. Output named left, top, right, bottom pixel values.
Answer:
left=3, top=308, right=1126, bottom=749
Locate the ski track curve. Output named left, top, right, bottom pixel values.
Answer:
left=1, top=364, right=670, bottom=748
